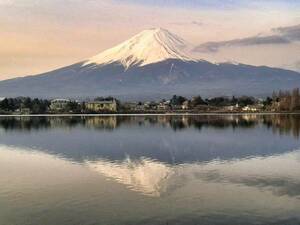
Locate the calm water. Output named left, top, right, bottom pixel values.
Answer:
left=1, top=114, right=300, bottom=225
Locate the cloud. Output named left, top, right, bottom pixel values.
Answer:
left=170, top=20, right=203, bottom=27
left=291, top=61, right=300, bottom=72
left=194, top=24, right=300, bottom=53
left=191, top=21, right=203, bottom=26
left=273, top=24, right=300, bottom=41
left=0, top=0, right=13, bottom=5
left=194, top=35, right=290, bottom=52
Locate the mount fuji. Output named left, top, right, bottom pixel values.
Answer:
left=1, top=28, right=300, bottom=100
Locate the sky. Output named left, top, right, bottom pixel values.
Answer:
left=1, top=0, right=300, bottom=80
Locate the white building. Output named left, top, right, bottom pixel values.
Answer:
left=50, top=99, right=70, bottom=111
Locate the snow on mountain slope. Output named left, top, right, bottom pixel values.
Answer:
left=83, top=28, right=196, bottom=68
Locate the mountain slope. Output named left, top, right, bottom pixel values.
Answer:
left=0, top=28, right=300, bottom=100
left=83, top=28, right=195, bottom=68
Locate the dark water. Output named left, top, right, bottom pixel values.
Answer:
left=1, top=114, right=300, bottom=225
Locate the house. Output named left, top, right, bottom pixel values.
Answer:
left=136, top=104, right=146, bottom=111
left=122, top=102, right=147, bottom=111
left=224, top=104, right=239, bottom=112
left=50, top=99, right=70, bottom=111
left=242, top=104, right=264, bottom=112
left=157, top=103, right=170, bottom=111
left=144, top=101, right=158, bottom=110
left=86, top=100, right=118, bottom=112
left=171, top=105, right=183, bottom=110
left=242, top=105, right=257, bottom=112
left=224, top=106, right=235, bottom=111
left=157, top=101, right=171, bottom=110
left=181, top=100, right=191, bottom=110
left=242, top=106, right=253, bottom=112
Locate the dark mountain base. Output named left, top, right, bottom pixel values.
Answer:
left=0, top=59, right=300, bottom=100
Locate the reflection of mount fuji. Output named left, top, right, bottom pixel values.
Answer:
left=85, top=151, right=300, bottom=197
left=2, top=143, right=300, bottom=199
left=86, top=158, right=173, bottom=197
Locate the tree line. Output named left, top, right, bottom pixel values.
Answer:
left=0, top=88, right=300, bottom=114
left=169, top=95, right=256, bottom=107
left=0, top=97, right=50, bottom=114
left=272, top=88, right=300, bottom=111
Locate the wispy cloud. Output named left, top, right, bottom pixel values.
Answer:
left=170, top=20, right=203, bottom=27
left=273, top=24, right=300, bottom=41
left=194, top=24, right=300, bottom=53
left=293, top=61, right=300, bottom=71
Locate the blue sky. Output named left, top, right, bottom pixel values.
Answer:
left=114, top=0, right=300, bottom=9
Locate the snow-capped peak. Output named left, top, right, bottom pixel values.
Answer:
left=83, top=28, right=195, bottom=68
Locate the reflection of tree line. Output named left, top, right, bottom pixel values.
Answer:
left=0, top=117, right=51, bottom=131
left=0, top=115, right=299, bottom=136
left=167, top=115, right=257, bottom=130
left=0, top=116, right=124, bottom=131
left=262, top=114, right=300, bottom=138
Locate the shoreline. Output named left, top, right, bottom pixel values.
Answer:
left=0, top=112, right=299, bottom=117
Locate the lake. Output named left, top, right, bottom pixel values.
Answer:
left=0, top=114, right=300, bottom=225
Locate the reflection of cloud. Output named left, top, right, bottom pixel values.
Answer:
left=196, top=171, right=300, bottom=197
left=194, top=23, right=300, bottom=53
left=85, top=157, right=174, bottom=197
left=184, top=150, right=300, bottom=198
